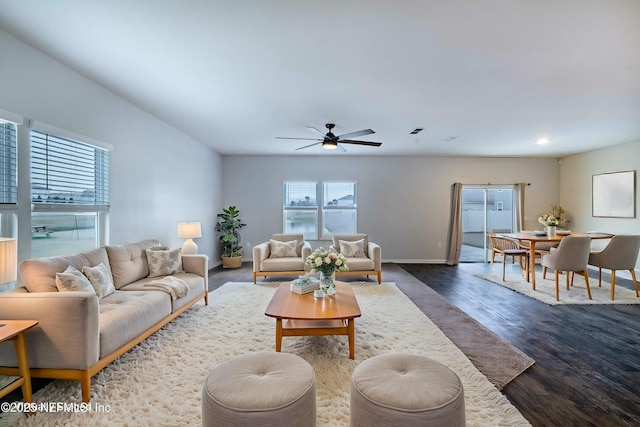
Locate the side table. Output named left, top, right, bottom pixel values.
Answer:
left=0, top=320, right=39, bottom=404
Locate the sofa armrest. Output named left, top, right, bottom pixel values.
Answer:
left=368, top=242, right=382, bottom=271
left=301, top=241, right=312, bottom=260
left=0, top=291, right=100, bottom=370
left=253, top=242, right=270, bottom=272
left=181, top=253, right=209, bottom=290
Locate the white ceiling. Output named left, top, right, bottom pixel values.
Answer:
left=1, top=0, right=639, bottom=157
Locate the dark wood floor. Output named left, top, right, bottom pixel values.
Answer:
left=212, top=262, right=640, bottom=427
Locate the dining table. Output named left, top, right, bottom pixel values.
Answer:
left=499, top=231, right=614, bottom=289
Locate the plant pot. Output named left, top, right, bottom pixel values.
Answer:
left=222, top=256, right=242, bottom=269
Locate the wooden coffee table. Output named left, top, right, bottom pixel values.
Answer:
left=264, top=281, right=362, bottom=359
left=0, top=320, right=39, bottom=405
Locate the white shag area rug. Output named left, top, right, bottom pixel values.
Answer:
left=477, top=273, right=640, bottom=305
left=7, top=282, right=530, bottom=427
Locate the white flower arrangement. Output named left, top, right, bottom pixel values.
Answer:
left=304, top=246, right=349, bottom=276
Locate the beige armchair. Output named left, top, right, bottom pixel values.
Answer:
left=252, top=234, right=311, bottom=283
left=541, top=235, right=592, bottom=301
left=588, top=235, right=640, bottom=300
left=331, top=234, right=382, bottom=283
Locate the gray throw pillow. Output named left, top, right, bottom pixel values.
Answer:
left=269, top=239, right=298, bottom=258
left=55, top=265, right=96, bottom=294
left=339, top=239, right=366, bottom=258
left=82, top=263, right=115, bottom=298
left=146, top=248, right=183, bottom=278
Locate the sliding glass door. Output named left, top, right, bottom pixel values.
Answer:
left=460, top=186, right=515, bottom=262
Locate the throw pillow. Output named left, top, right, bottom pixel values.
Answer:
left=82, top=263, right=115, bottom=298
left=55, top=265, right=96, bottom=294
left=146, top=248, right=183, bottom=278
left=269, top=239, right=298, bottom=258
left=339, top=239, right=366, bottom=258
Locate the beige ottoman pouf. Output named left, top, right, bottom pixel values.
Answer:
left=350, top=353, right=465, bottom=427
left=202, top=351, right=316, bottom=427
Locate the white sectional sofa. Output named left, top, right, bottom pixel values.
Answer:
left=0, top=240, right=208, bottom=401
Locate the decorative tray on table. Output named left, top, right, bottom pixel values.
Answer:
left=531, top=231, right=547, bottom=236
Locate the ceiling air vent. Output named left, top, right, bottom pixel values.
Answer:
left=410, top=128, right=424, bottom=135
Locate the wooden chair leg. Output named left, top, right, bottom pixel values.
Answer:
left=543, top=266, right=547, bottom=279
left=502, top=259, right=507, bottom=281
left=583, top=271, right=592, bottom=300
left=598, top=267, right=602, bottom=287
left=377, top=271, right=382, bottom=284
left=610, top=270, right=616, bottom=300
left=566, top=271, right=570, bottom=290
left=630, top=269, right=639, bottom=297
left=554, top=270, right=560, bottom=301
left=490, top=251, right=496, bottom=272
left=253, top=272, right=257, bottom=284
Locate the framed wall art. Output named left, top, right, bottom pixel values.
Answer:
left=592, top=170, right=636, bottom=218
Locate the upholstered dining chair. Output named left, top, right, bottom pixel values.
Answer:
left=541, top=235, right=592, bottom=301
left=489, top=234, right=528, bottom=281
left=588, top=235, right=640, bottom=300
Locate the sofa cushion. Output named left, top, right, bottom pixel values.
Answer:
left=19, top=247, right=111, bottom=293
left=269, top=239, right=298, bottom=258
left=82, top=263, right=115, bottom=299
left=146, top=248, right=183, bottom=278
left=98, top=289, right=171, bottom=358
left=55, top=265, right=96, bottom=294
left=344, top=258, right=375, bottom=271
left=339, top=239, right=366, bottom=258
left=105, top=240, right=158, bottom=289
left=260, top=257, right=305, bottom=272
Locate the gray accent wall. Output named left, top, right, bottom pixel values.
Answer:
left=222, top=155, right=561, bottom=262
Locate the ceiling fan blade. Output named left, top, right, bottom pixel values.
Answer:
left=276, top=137, right=322, bottom=141
left=295, top=142, right=322, bottom=150
left=305, top=126, right=327, bottom=137
left=337, top=129, right=375, bottom=140
left=339, top=140, right=382, bottom=147
left=337, top=144, right=347, bottom=152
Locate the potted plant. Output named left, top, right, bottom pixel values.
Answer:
left=215, top=205, right=246, bottom=268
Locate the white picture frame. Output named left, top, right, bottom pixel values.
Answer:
left=592, top=170, right=636, bottom=218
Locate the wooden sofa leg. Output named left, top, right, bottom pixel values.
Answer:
left=377, top=271, right=382, bottom=284
left=204, top=291, right=209, bottom=306
left=253, top=272, right=257, bottom=284
left=81, top=370, right=91, bottom=402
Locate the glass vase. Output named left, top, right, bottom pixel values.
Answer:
left=320, top=271, right=336, bottom=296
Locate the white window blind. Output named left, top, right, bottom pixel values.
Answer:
left=0, top=121, right=17, bottom=205
left=30, top=130, right=109, bottom=212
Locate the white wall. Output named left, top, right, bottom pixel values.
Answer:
left=0, top=29, right=222, bottom=262
left=560, top=140, right=640, bottom=268
left=223, top=155, right=561, bottom=262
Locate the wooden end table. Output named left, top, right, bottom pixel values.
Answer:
left=264, top=281, right=361, bottom=359
left=0, top=320, right=39, bottom=404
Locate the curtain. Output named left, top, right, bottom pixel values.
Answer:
left=446, top=182, right=463, bottom=266
left=513, top=183, right=526, bottom=231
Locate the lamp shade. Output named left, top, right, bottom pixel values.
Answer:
left=178, top=222, right=202, bottom=239
left=0, top=237, right=17, bottom=285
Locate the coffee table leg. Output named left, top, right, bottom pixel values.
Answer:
left=275, top=319, right=283, bottom=352
left=348, top=319, right=355, bottom=360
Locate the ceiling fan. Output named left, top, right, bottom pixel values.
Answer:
left=276, top=123, right=382, bottom=151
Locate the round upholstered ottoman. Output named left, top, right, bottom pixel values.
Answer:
left=350, top=353, right=465, bottom=427
left=202, top=351, right=316, bottom=427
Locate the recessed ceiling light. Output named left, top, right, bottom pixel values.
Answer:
left=536, top=138, right=550, bottom=145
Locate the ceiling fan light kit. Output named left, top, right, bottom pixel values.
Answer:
left=277, top=123, right=382, bottom=151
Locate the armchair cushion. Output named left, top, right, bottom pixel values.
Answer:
left=270, top=234, right=305, bottom=256
left=269, top=239, right=298, bottom=258
left=339, top=239, right=366, bottom=258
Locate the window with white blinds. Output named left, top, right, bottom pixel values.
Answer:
left=30, top=130, right=109, bottom=212
left=0, top=120, right=17, bottom=205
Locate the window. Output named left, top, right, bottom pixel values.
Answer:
left=322, top=182, right=357, bottom=236
left=30, top=130, right=109, bottom=257
left=283, top=181, right=357, bottom=239
left=0, top=120, right=17, bottom=205
left=283, top=181, right=318, bottom=239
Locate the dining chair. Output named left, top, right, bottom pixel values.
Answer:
left=489, top=234, right=528, bottom=281
left=587, top=235, right=640, bottom=300
left=541, top=236, right=592, bottom=301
